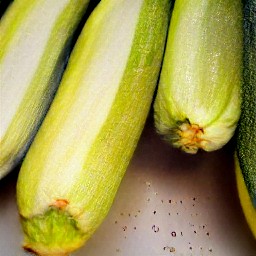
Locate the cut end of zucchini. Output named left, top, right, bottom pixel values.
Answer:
left=155, top=116, right=233, bottom=154
left=163, top=119, right=206, bottom=154
left=21, top=207, right=87, bottom=256
left=235, top=154, right=256, bottom=239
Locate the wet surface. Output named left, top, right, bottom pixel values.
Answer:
left=1, top=114, right=256, bottom=256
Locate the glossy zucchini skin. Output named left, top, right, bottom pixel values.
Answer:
left=0, top=0, right=91, bottom=179
left=235, top=0, right=256, bottom=238
left=154, top=0, right=243, bottom=154
left=16, top=0, right=171, bottom=255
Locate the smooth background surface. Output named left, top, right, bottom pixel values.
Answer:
left=0, top=112, right=255, bottom=256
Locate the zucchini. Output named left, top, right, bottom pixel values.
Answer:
left=235, top=0, right=256, bottom=238
left=0, top=0, right=91, bottom=179
left=16, top=0, right=170, bottom=255
left=154, top=0, right=243, bottom=154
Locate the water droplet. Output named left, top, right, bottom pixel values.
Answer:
left=170, top=247, right=175, bottom=252
left=163, top=246, right=175, bottom=252
left=152, top=225, right=160, bottom=233
left=146, top=181, right=151, bottom=187
left=171, top=231, right=177, bottom=237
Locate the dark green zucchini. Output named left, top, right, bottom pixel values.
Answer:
left=235, top=0, right=256, bottom=238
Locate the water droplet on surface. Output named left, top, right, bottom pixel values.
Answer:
left=152, top=225, right=160, bottom=233
left=163, top=246, right=176, bottom=252
left=171, top=231, right=176, bottom=237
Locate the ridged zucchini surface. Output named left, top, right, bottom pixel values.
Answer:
left=0, top=0, right=91, bottom=179
left=154, top=0, right=243, bottom=153
left=16, top=0, right=170, bottom=255
left=235, top=0, right=256, bottom=238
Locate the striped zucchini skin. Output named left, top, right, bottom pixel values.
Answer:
left=0, top=0, right=91, bottom=179
left=235, top=0, right=256, bottom=238
left=154, top=0, right=243, bottom=154
left=16, top=0, right=171, bottom=254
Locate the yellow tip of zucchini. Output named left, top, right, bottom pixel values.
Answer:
left=235, top=154, right=256, bottom=239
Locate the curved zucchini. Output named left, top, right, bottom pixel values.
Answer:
left=0, top=0, right=91, bottom=179
left=16, top=0, right=171, bottom=255
left=235, top=0, right=256, bottom=238
left=154, top=0, right=243, bottom=154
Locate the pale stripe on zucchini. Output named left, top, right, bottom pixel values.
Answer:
left=0, top=0, right=91, bottom=179
left=154, top=0, right=243, bottom=153
left=16, top=0, right=171, bottom=255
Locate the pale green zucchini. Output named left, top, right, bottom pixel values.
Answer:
left=154, top=0, right=243, bottom=154
left=0, top=0, right=91, bottom=179
left=235, top=0, right=256, bottom=239
left=16, top=0, right=171, bottom=255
